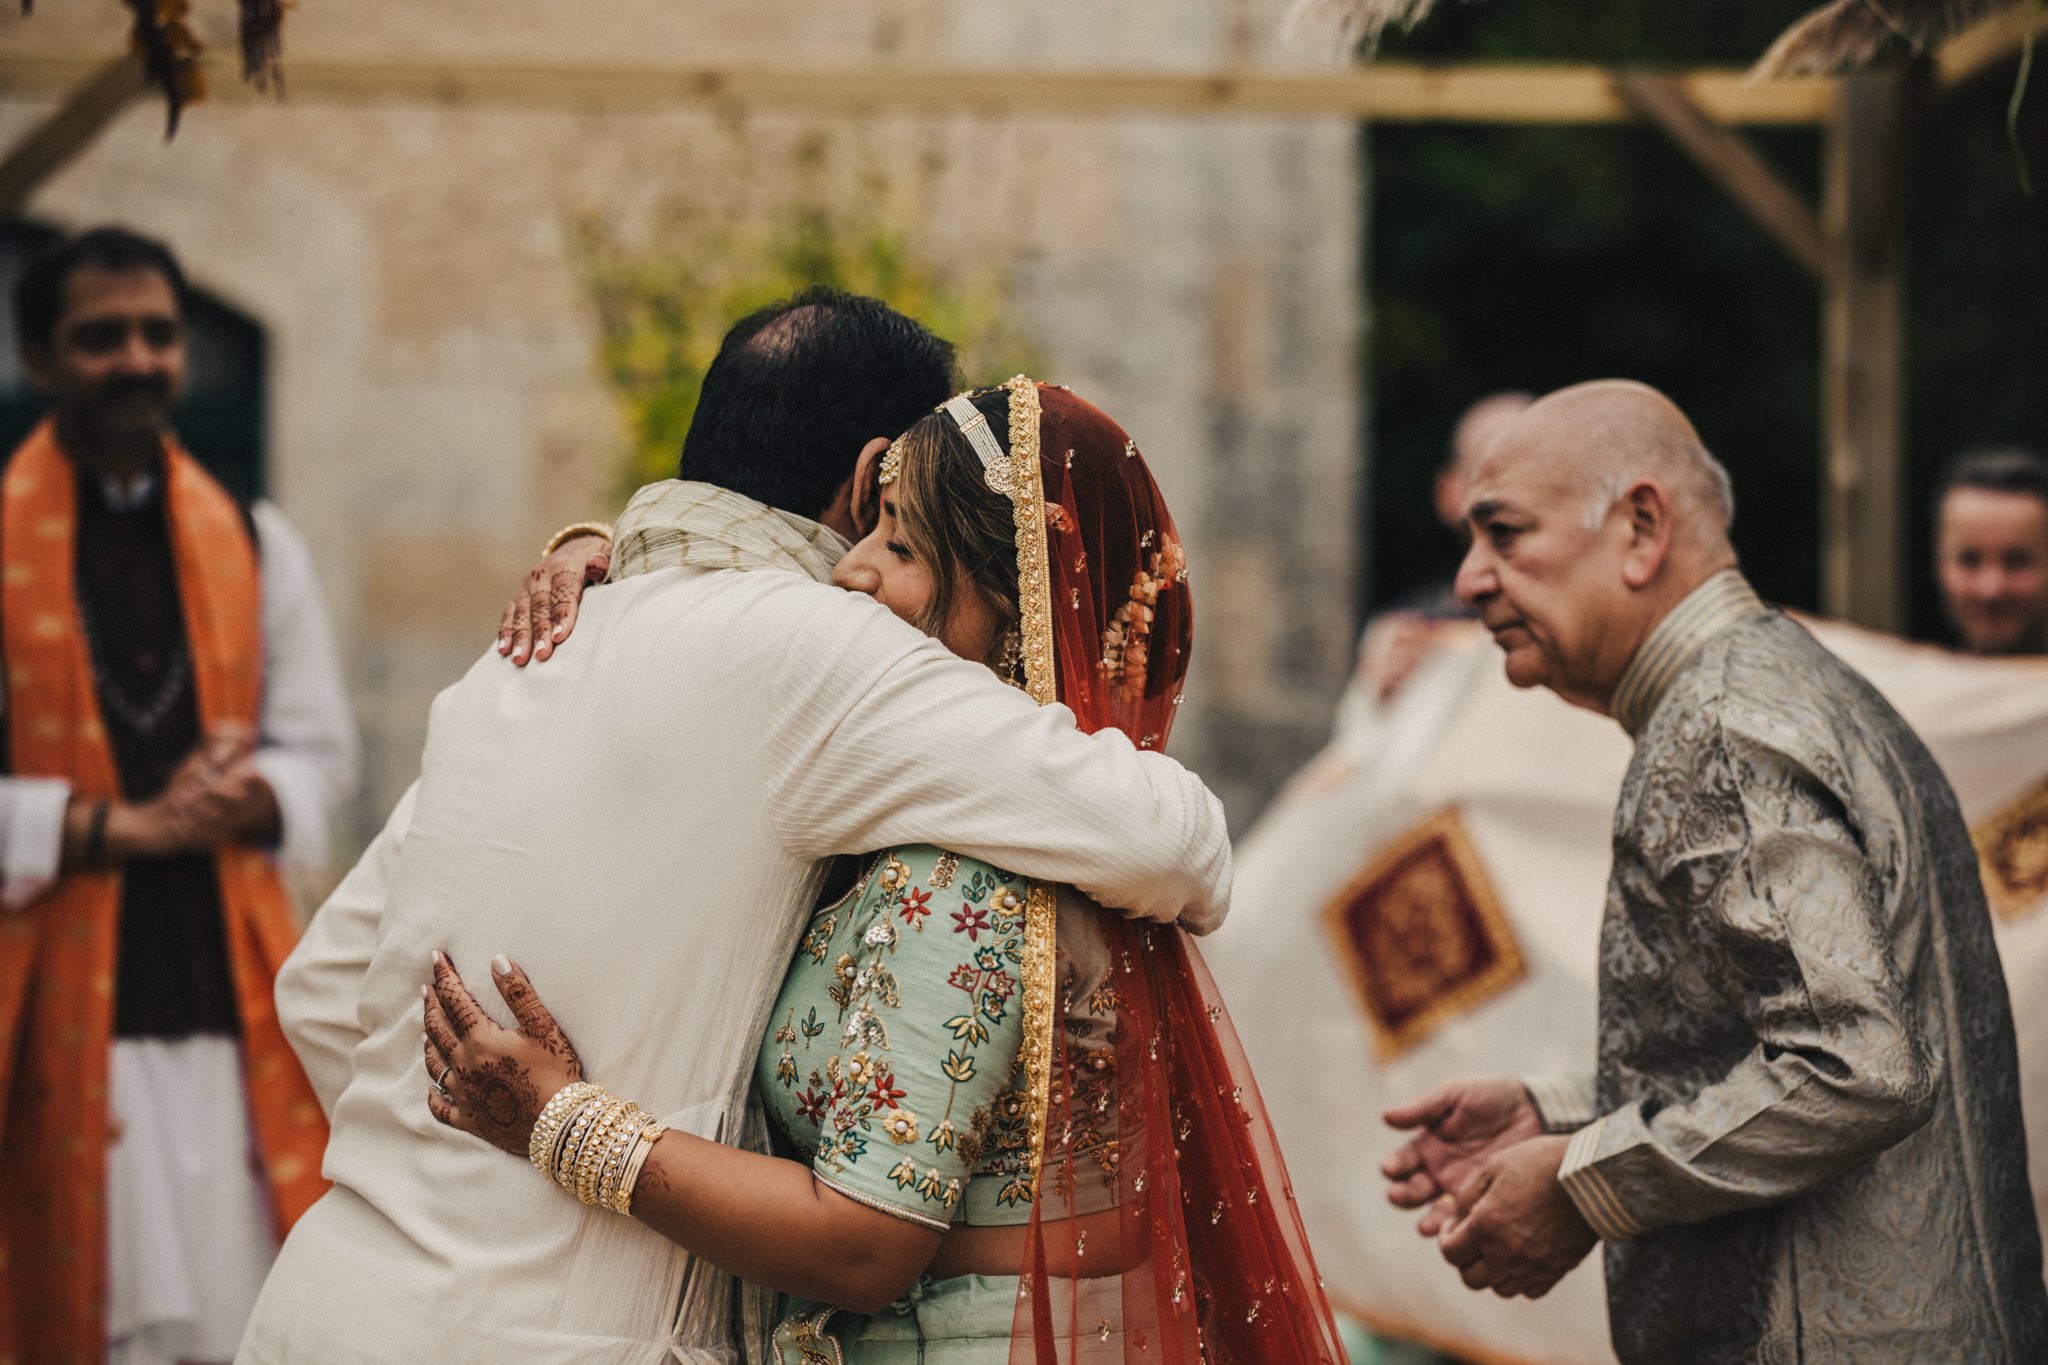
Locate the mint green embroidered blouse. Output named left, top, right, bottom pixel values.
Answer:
left=755, top=844, right=1044, bottom=1231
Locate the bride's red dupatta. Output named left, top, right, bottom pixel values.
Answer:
left=962, top=378, right=1347, bottom=1364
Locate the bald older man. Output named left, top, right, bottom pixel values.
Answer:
left=1379, top=381, right=2048, bottom=1362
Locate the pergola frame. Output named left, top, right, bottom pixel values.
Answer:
left=3, top=8, right=2042, bottom=628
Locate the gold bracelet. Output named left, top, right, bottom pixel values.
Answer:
left=594, top=1103, right=650, bottom=1211
left=588, top=1099, right=643, bottom=1206
left=547, top=1093, right=604, bottom=1184
left=553, top=1093, right=610, bottom=1191
left=614, top=1119, right=669, bottom=1215
left=564, top=1095, right=615, bottom=1199
left=576, top=1097, right=634, bottom=1206
left=542, top=520, right=615, bottom=558
left=585, top=1096, right=638, bottom=1211
left=550, top=1099, right=593, bottom=1190
left=529, top=1081, right=604, bottom=1174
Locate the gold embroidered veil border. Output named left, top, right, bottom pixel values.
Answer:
left=992, top=375, right=1061, bottom=1202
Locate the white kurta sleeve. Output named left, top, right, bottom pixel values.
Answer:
left=249, top=501, right=360, bottom=872
left=763, top=593, right=1232, bottom=933
left=277, top=782, right=417, bottom=1116
left=0, top=774, right=71, bottom=911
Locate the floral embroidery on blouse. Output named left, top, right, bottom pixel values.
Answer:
left=762, top=852, right=1136, bottom=1364
left=756, top=845, right=1038, bottom=1229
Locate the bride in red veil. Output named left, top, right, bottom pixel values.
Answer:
left=970, top=377, right=1346, bottom=1364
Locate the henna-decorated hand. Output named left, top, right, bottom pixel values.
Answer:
left=497, top=535, right=610, bottom=666
left=423, top=950, right=584, bottom=1156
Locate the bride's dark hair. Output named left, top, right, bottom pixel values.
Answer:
left=887, top=388, right=1022, bottom=672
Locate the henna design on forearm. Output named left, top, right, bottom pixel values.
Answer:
left=630, top=1145, right=674, bottom=1206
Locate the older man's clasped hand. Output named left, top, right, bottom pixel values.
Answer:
left=1380, top=1077, right=1598, bottom=1299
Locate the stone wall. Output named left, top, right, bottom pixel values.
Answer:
left=0, top=0, right=1362, bottom=869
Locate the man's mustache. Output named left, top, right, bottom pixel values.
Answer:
left=94, top=374, right=175, bottom=409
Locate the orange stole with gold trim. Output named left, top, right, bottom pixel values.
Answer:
left=1323, top=808, right=1526, bottom=1060
left=0, top=419, right=329, bottom=1362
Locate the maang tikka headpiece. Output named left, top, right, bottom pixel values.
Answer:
left=876, top=438, right=905, bottom=487
left=943, top=392, right=1018, bottom=496
left=874, top=378, right=1053, bottom=714
left=874, top=385, right=1020, bottom=496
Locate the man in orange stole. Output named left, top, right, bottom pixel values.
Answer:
left=0, top=228, right=343, bottom=1365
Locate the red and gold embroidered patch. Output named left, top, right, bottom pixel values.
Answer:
left=1324, top=809, right=1526, bottom=1060
left=1973, top=778, right=2048, bottom=921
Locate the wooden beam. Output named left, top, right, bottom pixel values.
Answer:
left=1614, top=72, right=1829, bottom=280
left=1935, top=5, right=2048, bottom=93
left=0, top=55, right=146, bottom=219
left=1819, top=66, right=1920, bottom=631
left=0, top=53, right=1838, bottom=126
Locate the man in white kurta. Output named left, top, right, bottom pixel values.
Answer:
left=239, top=297, right=1230, bottom=1364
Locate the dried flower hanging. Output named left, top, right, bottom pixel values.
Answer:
left=1283, top=0, right=1447, bottom=52
left=237, top=0, right=284, bottom=88
left=20, top=0, right=288, bottom=135
left=1755, top=1, right=2016, bottom=77
left=124, top=0, right=207, bottom=135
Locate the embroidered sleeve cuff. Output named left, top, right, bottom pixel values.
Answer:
left=813, top=1170, right=955, bottom=1232
left=1525, top=1074, right=1598, bottom=1133
left=1556, top=1115, right=1644, bottom=1241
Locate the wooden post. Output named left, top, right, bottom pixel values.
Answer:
left=0, top=56, right=146, bottom=219
left=1614, top=73, right=1828, bottom=280
left=0, top=52, right=1838, bottom=126
left=1819, top=67, right=1918, bottom=630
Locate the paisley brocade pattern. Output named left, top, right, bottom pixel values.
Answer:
left=1576, top=604, right=2048, bottom=1362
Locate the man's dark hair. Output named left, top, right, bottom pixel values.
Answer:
left=12, top=225, right=190, bottom=355
left=1937, top=446, right=2048, bottom=520
left=679, top=287, right=956, bottom=518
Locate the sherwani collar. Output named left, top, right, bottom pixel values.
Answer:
left=1610, top=568, right=1766, bottom=738
left=609, top=480, right=850, bottom=586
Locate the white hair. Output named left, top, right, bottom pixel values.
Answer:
left=1578, top=438, right=1735, bottom=537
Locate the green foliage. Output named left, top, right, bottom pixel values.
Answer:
left=1367, top=115, right=1824, bottom=616
left=579, top=209, right=1039, bottom=498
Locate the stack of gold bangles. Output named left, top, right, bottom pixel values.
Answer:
left=528, top=1081, right=669, bottom=1215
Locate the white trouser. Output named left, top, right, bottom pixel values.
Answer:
left=105, top=1035, right=277, bottom=1365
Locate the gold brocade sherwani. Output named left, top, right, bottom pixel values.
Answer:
left=1541, top=572, right=2048, bottom=1363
